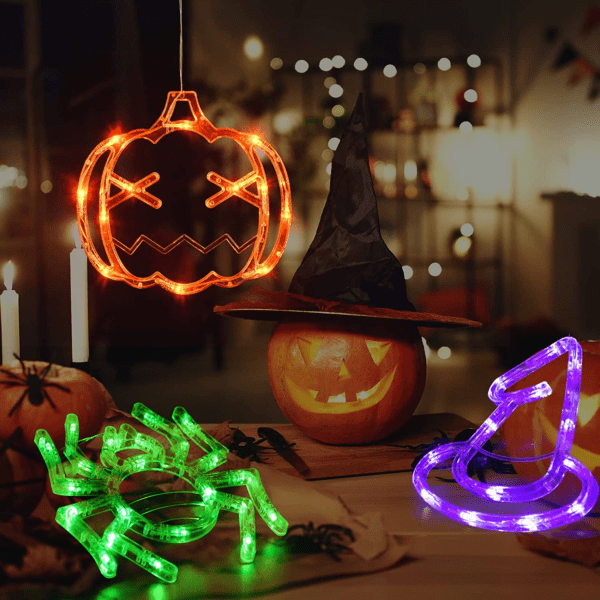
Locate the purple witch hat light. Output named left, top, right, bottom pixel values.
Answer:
left=413, top=337, right=599, bottom=532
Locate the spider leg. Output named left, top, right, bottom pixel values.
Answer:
left=203, top=487, right=257, bottom=562
left=16, top=355, right=27, bottom=374
left=8, top=388, right=29, bottom=416
left=102, top=498, right=178, bottom=583
left=41, top=388, right=57, bottom=411
left=39, top=362, right=52, bottom=379
left=202, top=468, right=288, bottom=536
left=56, top=497, right=118, bottom=578
left=0, top=380, right=26, bottom=388
left=171, top=406, right=228, bottom=473
left=0, top=368, right=26, bottom=381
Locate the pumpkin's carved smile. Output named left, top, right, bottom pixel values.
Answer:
left=283, top=366, right=398, bottom=413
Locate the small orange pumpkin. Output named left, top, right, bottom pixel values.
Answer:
left=267, top=319, right=426, bottom=444
left=500, top=340, right=600, bottom=485
left=0, top=447, right=46, bottom=516
left=0, top=361, right=115, bottom=451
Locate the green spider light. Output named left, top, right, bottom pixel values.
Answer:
left=34, top=403, right=288, bottom=583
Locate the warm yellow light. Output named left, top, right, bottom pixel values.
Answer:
left=323, top=116, right=335, bottom=129
left=328, top=137, right=340, bottom=151
left=459, top=121, right=473, bottom=133
left=331, top=104, right=345, bottom=117
left=295, top=60, right=309, bottom=73
left=382, top=163, right=396, bottom=183
left=405, top=184, right=418, bottom=199
left=319, top=58, right=333, bottom=71
left=414, top=62, right=426, bottom=75
left=460, top=222, right=474, bottom=236
left=273, top=110, right=301, bottom=135
left=329, top=84, right=343, bottom=98
left=467, top=54, right=481, bottom=68
left=40, top=180, right=52, bottom=193
left=428, top=262, right=442, bottom=277
left=437, top=58, right=451, bottom=71
left=438, top=346, right=451, bottom=359
left=324, top=76, right=336, bottom=89
left=453, top=236, right=472, bottom=257
left=373, top=161, right=385, bottom=182
left=243, top=35, right=263, bottom=60
left=332, top=55, right=345, bottom=68
left=404, top=160, right=417, bottom=181
left=403, top=265, right=413, bottom=280
left=354, top=58, right=368, bottom=71
left=383, top=64, right=397, bottom=78
left=4, top=261, right=14, bottom=290
left=321, top=148, right=334, bottom=161
left=270, top=57, right=283, bottom=70
left=464, top=89, right=478, bottom=103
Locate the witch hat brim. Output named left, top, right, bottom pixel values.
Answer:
left=215, top=95, right=481, bottom=329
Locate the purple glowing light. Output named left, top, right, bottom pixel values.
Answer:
left=412, top=337, right=600, bottom=532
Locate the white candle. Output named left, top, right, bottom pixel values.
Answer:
left=1, top=261, right=20, bottom=365
left=70, top=224, right=89, bottom=363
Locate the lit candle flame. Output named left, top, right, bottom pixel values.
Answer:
left=4, top=261, right=14, bottom=291
left=71, top=222, right=82, bottom=249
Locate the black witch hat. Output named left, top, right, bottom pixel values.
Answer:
left=215, top=95, right=480, bottom=328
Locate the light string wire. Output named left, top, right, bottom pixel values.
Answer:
left=179, top=0, right=183, bottom=92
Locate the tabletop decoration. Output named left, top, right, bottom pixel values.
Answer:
left=76, top=90, right=292, bottom=295
left=70, top=223, right=89, bottom=364
left=413, top=337, right=600, bottom=532
left=34, top=402, right=288, bottom=583
left=500, top=339, right=600, bottom=496
left=0, top=261, right=19, bottom=365
left=391, top=427, right=516, bottom=482
left=0, top=359, right=114, bottom=452
left=283, top=522, right=355, bottom=561
left=215, top=94, right=481, bottom=445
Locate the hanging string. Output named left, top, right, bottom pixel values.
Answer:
left=179, top=0, right=183, bottom=91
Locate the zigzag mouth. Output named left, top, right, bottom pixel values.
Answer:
left=113, top=233, right=257, bottom=256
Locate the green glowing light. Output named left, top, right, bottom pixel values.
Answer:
left=35, top=403, right=288, bottom=582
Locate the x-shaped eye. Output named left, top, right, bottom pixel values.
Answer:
left=205, top=171, right=261, bottom=209
left=106, top=172, right=162, bottom=211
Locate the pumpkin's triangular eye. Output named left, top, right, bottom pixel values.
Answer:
left=338, top=360, right=351, bottom=381
left=366, top=340, right=391, bottom=365
left=578, top=393, right=600, bottom=426
left=297, top=336, right=322, bottom=366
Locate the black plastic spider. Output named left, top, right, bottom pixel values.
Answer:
left=388, top=428, right=516, bottom=483
left=0, top=355, right=70, bottom=416
left=284, top=522, right=355, bottom=561
left=229, top=428, right=274, bottom=462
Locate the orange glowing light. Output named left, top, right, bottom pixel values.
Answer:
left=76, top=91, right=292, bottom=295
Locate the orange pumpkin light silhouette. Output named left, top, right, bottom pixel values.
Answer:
left=76, top=91, right=292, bottom=295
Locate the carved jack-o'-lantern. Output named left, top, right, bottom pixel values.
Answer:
left=77, top=91, right=292, bottom=295
left=500, top=340, right=600, bottom=488
left=267, top=319, right=426, bottom=445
